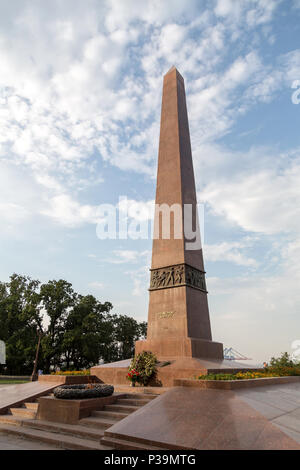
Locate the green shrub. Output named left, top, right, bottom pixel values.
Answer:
left=269, top=352, right=295, bottom=368
left=129, top=351, right=157, bottom=385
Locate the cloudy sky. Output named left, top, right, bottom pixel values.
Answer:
left=1, top=0, right=300, bottom=362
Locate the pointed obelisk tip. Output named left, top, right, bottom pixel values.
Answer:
left=164, top=66, right=184, bottom=81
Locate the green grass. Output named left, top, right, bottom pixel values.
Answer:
left=0, top=380, right=29, bottom=385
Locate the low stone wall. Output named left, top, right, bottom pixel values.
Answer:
left=174, top=376, right=300, bottom=390
left=38, top=375, right=99, bottom=385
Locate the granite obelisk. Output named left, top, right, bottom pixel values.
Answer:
left=136, top=67, right=223, bottom=360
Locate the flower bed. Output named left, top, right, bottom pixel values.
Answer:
left=51, top=370, right=90, bottom=376
left=197, top=367, right=300, bottom=381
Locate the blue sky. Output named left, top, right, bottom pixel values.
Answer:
left=1, top=0, right=300, bottom=362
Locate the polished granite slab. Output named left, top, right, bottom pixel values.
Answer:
left=0, top=381, right=60, bottom=414
left=106, top=385, right=300, bottom=450
left=236, top=382, right=300, bottom=445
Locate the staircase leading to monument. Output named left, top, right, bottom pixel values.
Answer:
left=0, top=391, right=163, bottom=450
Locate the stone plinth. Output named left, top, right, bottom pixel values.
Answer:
left=37, top=394, right=125, bottom=425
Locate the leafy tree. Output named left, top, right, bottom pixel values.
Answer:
left=113, top=315, right=142, bottom=360
left=138, top=321, right=147, bottom=339
left=0, top=273, right=148, bottom=374
left=0, top=274, right=42, bottom=375
left=269, top=352, right=296, bottom=368
left=40, top=279, right=76, bottom=373
left=61, top=295, right=115, bottom=369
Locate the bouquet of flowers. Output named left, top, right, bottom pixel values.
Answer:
left=127, top=368, right=140, bottom=386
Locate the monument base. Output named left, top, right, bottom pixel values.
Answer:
left=91, top=356, right=261, bottom=387
left=135, top=337, right=224, bottom=360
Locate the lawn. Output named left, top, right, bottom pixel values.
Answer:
left=0, top=380, right=29, bottom=385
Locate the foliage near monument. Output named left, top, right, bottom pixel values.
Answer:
left=197, top=353, right=300, bottom=381
left=126, top=368, right=140, bottom=385
left=129, top=351, right=157, bottom=385
left=0, top=273, right=147, bottom=375
left=269, top=352, right=296, bottom=369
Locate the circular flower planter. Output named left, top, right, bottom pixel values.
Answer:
left=53, top=384, right=114, bottom=399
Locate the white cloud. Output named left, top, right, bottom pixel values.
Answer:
left=0, top=202, right=29, bottom=223
left=0, top=0, right=288, bottom=209
left=0, top=0, right=299, bottom=361
left=41, top=194, right=100, bottom=227
left=201, top=147, right=300, bottom=235
left=118, top=199, right=154, bottom=222
left=108, top=250, right=150, bottom=264
left=208, top=237, right=300, bottom=361
left=132, top=278, right=143, bottom=297
left=214, top=0, right=279, bottom=26
left=214, top=0, right=242, bottom=19
left=89, top=281, right=104, bottom=289
left=205, top=241, right=258, bottom=267
left=0, top=1, right=297, bottom=258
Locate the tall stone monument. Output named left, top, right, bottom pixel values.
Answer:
left=135, top=67, right=223, bottom=362
left=92, top=67, right=252, bottom=385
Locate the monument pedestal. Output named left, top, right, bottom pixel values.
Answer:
left=135, top=337, right=223, bottom=359
left=91, top=356, right=257, bottom=387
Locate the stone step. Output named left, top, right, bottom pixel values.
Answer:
left=0, top=415, right=23, bottom=426
left=0, top=415, right=104, bottom=441
left=10, top=407, right=37, bottom=419
left=0, top=424, right=112, bottom=450
left=124, top=393, right=158, bottom=400
left=104, top=404, right=139, bottom=413
left=23, top=419, right=105, bottom=441
left=24, top=402, right=39, bottom=411
left=113, top=385, right=168, bottom=395
left=79, top=416, right=116, bottom=429
left=91, top=410, right=129, bottom=420
left=101, top=435, right=164, bottom=450
left=117, top=398, right=151, bottom=406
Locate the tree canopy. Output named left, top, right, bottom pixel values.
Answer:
left=0, top=274, right=147, bottom=375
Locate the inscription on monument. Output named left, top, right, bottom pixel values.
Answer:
left=150, top=264, right=207, bottom=292
left=157, top=311, right=175, bottom=319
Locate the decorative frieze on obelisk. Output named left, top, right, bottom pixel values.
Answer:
left=149, top=264, right=207, bottom=293
left=135, top=67, right=223, bottom=360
